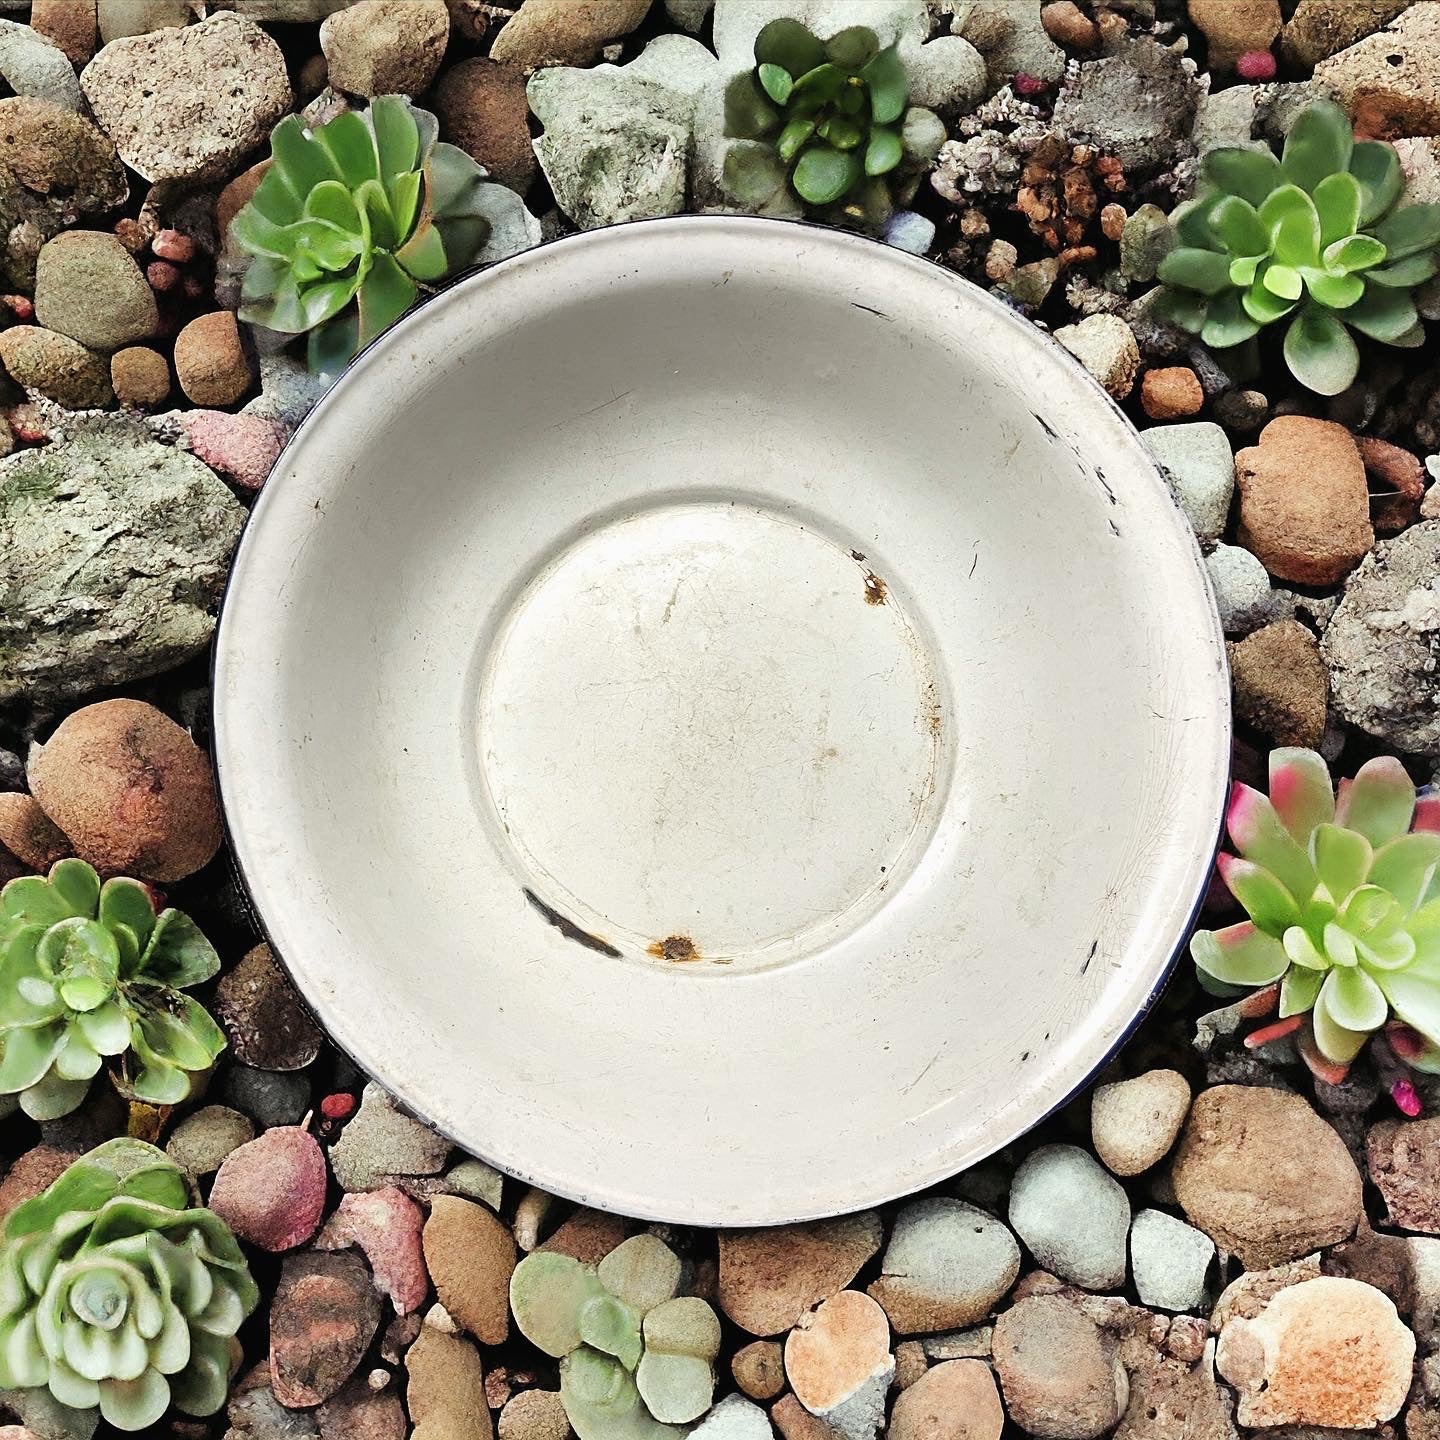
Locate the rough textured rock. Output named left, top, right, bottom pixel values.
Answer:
left=1235, top=417, right=1373, bottom=586
left=33, top=229, right=154, bottom=353
left=690, top=1394, right=774, bottom=1440
left=719, top=1213, right=883, bottom=1336
left=1315, top=2, right=1440, bottom=137
left=889, top=1359, right=1003, bottom=1440
left=538, top=1207, right=626, bottom=1264
left=406, top=1324, right=493, bottom=1440
left=1229, top=620, right=1329, bottom=748
left=435, top=58, right=536, bottom=193
left=422, top=1195, right=516, bottom=1345
left=1171, top=1086, right=1363, bottom=1268
left=1111, top=1349, right=1235, bottom=1440
left=1359, top=434, right=1428, bottom=534
left=1216, top=1276, right=1414, bottom=1427
left=1009, top=1145, right=1130, bottom=1290
left=0, top=326, right=112, bottom=408
left=209, top=1127, right=328, bottom=1252
left=317, top=1185, right=429, bottom=1315
left=491, top=0, right=650, bottom=70
left=1090, top=1069, right=1192, bottom=1177
left=219, top=1064, right=312, bottom=1130
left=783, top=1289, right=893, bottom=1440
left=0, top=18, right=82, bottom=108
left=28, top=699, right=222, bottom=881
left=330, top=1082, right=451, bottom=1191
left=1189, top=0, right=1282, bottom=68
left=731, top=1339, right=785, bottom=1401
left=110, top=344, right=170, bottom=408
left=316, top=1379, right=406, bottom=1440
left=319, top=0, right=449, bottom=98
left=1207, top=544, right=1279, bottom=636
left=868, top=1198, right=1020, bottom=1334
left=0, top=792, right=68, bottom=871
left=1053, top=314, right=1140, bottom=399
left=227, top=1369, right=321, bottom=1440
left=1129, top=1209, right=1214, bottom=1312
left=30, top=0, right=96, bottom=64
left=992, top=1295, right=1128, bottom=1440
left=165, top=1105, right=254, bottom=1178
left=215, top=943, right=324, bottom=1072
left=174, top=310, right=252, bottom=406
left=1139, top=367, right=1204, bottom=422
left=97, top=0, right=192, bottom=43
left=1322, top=521, right=1440, bottom=754
left=1282, top=0, right=1410, bottom=66
left=270, top=1251, right=382, bottom=1408
left=957, top=0, right=1067, bottom=87
left=1368, top=1118, right=1440, bottom=1233
left=80, top=12, right=292, bottom=183
left=0, top=418, right=242, bottom=703
left=497, top=1389, right=568, bottom=1440
left=1141, top=422, right=1233, bottom=543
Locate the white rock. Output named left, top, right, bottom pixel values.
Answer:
left=1053, top=314, right=1140, bottom=400
left=692, top=1394, right=775, bottom=1440
left=0, top=19, right=82, bottom=109
left=885, top=211, right=936, bottom=255
left=900, top=31, right=987, bottom=115
left=1090, top=1068, right=1191, bottom=1176
left=1130, top=1209, right=1214, bottom=1312
left=1009, top=1144, right=1130, bottom=1291
left=1207, top=542, right=1278, bottom=635
left=1142, top=423, right=1235, bottom=543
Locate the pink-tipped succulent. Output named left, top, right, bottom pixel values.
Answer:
left=1192, top=748, right=1440, bottom=1073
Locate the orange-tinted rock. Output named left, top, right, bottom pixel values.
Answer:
left=889, top=1359, right=1004, bottom=1440
left=1140, top=366, right=1204, bottom=420
left=1229, top=619, right=1329, bottom=748
left=0, top=793, right=70, bottom=871
left=435, top=58, right=536, bottom=193
left=422, top=1195, right=516, bottom=1345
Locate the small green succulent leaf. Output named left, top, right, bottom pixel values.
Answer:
left=792, top=144, right=862, bottom=205
left=864, top=125, right=902, bottom=177
left=754, top=17, right=827, bottom=75
left=307, top=312, right=361, bottom=381
left=1170, top=193, right=1223, bottom=247
left=1279, top=965, right=1324, bottom=1018
left=723, top=71, right=780, bottom=139
left=98, top=881, right=155, bottom=961
left=1312, top=823, right=1372, bottom=899
left=1305, top=269, right=1365, bottom=309
left=1203, top=146, right=1282, bottom=207
left=1218, top=857, right=1301, bottom=935
left=825, top=25, right=879, bottom=68
left=560, top=1347, right=684, bottom=1440
left=1373, top=202, right=1440, bottom=259
left=1210, top=195, right=1270, bottom=258
left=757, top=62, right=793, bottom=105
left=1157, top=246, right=1233, bottom=296
left=1281, top=98, right=1354, bottom=193
left=2, top=876, right=73, bottom=929
left=1192, top=923, right=1290, bottom=986
left=1322, top=233, right=1386, bottom=274
left=47, top=861, right=100, bottom=920
left=1367, top=251, right=1440, bottom=287
left=1230, top=253, right=1264, bottom=286
left=1283, top=303, right=1359, bottom=394
left=1260, top=184, right=1321, bottom=267
left=1312, top=170, right=1362, bottom=247
left=0, top=1022, right=66, bottom=1093
left=367, top=93, right=422, bottom=190
left=75, top=1001, right=130, bottom=1057
left=1349, top=139, right=1403, bottom=225
left=818, top=115, right=863, bottom=150
left=776, top=117, right=816, bottom=165
left=862, top=44, right=907, bottom=125
left=579, top=1293, right=642, bottom=1371
left=1263, top=262, right=1304, bottom=300
left=511, top=1252, right=608, bottom=1357
left=723, top=142, right=788, bottom=204
left=1201, top=289, right=1262, bottom=347
left=1348, top=284, right=1420, bottom=342
left=1154, top=288, right=1208, bottom=333
left=138, top=910, right=221, bottom=991
left=315, top=110, right=380, bottom=189
left=634, top=1353, right=715, bottom=1425
left=597, top=1236, right=682, bottom=1319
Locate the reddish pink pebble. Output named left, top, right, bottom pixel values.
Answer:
left=1392, top=1078, right=1423, bottom=1118
left=152, top=228, right=196, bottom=263
left=1236, top=50, right=1276, bottom=81
left=1235, top=982, right=1280, bottom=1019
left=147, top=260, right=180, bottom=292
left=1014, top=71, right=1048, bottom=96
left=316, top=1186, right=428, bottom=1314
left=180, top=409, right=287, bottom=490
left=321, top=1092, right=356, bottom=1121
left=6, top=403, right=48, bottom=443
left=3, top=294, right=33, bottom=321
left=208, top=1126, right=328, bottom=1252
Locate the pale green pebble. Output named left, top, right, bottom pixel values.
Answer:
left=446, top=1157, right=504, bottom=1210
left=165, top=1103, right=254, bottom=1177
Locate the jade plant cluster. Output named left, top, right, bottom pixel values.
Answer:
left=722, top=19, right=946, bottom=228
left=0, top=859, right=225, bottom=1119
left=511, top=1235, right=720, bottom=1440
left=1157, top=100, right=1440, bottom=395
left=1192, top=748, right=1440, bottom=1073
left=0, top=1139, right=258, bottom=1432
left=232, top=96, right=498, bottom=375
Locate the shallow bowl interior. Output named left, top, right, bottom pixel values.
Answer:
left=215, top=217, right=1229, bottom=1224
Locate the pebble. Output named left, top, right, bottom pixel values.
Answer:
left=0, top=792, right=69, bottom=871
left=1053, top=315, right=1140, bottom=400
left=80, top=12, right=292, bottom=183
left=922, top=1325, right=992, bottom=1360
left=317, top=1378, right=406, bottom=1440
left=512, top=1186, right=553, bottom=1253
left=435, top=58, right=536, bottom=194
left=1139, top=367, right=1204, bottom=421
left=732, top=1340, right=784, bottom=1401
left=490, top=0, right=650, bottom=70
left=215, top=943, right=324, bottom=1072
left=1322, top=521, right=1440, bottom=754
left=174, top=311, right=253, bottom=407
left=867, top=1198, right=1020, bottom=1334
left=110, top=345, right=169, bottom=408
left=28, top=698, right=221, bottom=881
left=1216, top=1275, right=1414, bottom=1427
left=1041, top=1, right=1098, bottom=50
left=991, top=1295, right=1127, bottom=1440
left=243, top=352, right=331, bottom=431
left=771, top=1393, right=835, bottom=1440
left=443, top=1157, right=504, bottom=1212
left=1357, top=435, right=1427, bottom=534
left=30, top=0, right=97, bottom=64
left=884, top=211, right=937, bottom=257
left=1009, top=1145, right=1130, bottom=1291
left=889, top=1360, right=1002, bottom=1440
left=1119, top=203, right=1174, bottom=284
left=97, top=0, right=191, bottom=43
left=1090, top=1070, right=1192, bottom=1178
left=319, top=0, right=448, bottom=99
left=719, top=1212, right=883, bottom=1336
left=34, top=230, right=156, bottom=352
left=498, top=1388, right=569, bottom=1440
left=891, top=1339, right=927, bottom=1390
left=210, top=1126, right=328, bottom=1253
left=0, top=326, right=112, bottom=408
left=317, top=1185, right=429, bottom=1316
left=1368, top=1118, right=1440, bottom=1234
left=691, top=1394, right=774, bottom=1440
left=1171, top=1085, right=1363, bottom=1268
left=1206, top=543, right=1278, bottom=636
left=538, top=1207, right=625, bottom=1264
left=784, top=1290, right=893, bottom=1440
left=1314, top=2, right=1440, bottom=137
left=1229, top=619, right=1329, bottom=748
left=219, top=1065, right=312, bottom=1129
left=1235, top=416, right=1373, bottom=586
left=227, top=1371, right=321, bottom=1440
left=1129, top=1209, right=1214, bottom=1312
left=331, top=1082, right=451, bottom=1192
left=1140, top=423, right=1234, bottom=544
left=957, top=0, right=1066, bottom=88
left=1188, top=0, right=1282, bottom=69
left=0, top=18, right=82, bottom=109
left=422, top=1195, right=516, bottom=1345
left=1281, top=0, right=1408, bottom=66
left=404, top=1324, right=490, bottom=1440
left=165, top=1104, right=255, bottom=1178
left=1212, top=387, right=1268, bottom=435
left=271, top=1250, right=382, bottom=1408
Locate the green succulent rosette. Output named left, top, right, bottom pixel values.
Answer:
left=233, top=96, right=512, bottom=376
left=722, top=18, right=945, bottom=228
left=0, top=860, right=224, bottom=1119
left=1157, top=99, right=1440, bottom=395
left=1192, top=748, right=1440, bottom=1065
left=0, top=1139, right=258, bottom=1432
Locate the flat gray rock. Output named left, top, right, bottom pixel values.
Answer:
left=1009, top=1143, right=1130, bottom=1291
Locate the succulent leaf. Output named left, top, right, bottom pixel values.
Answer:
left=1281, top=100, right=1354, bottom=193
left=1283, top=304, right=1359, bottom=394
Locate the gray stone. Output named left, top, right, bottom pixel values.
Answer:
left=217, top=1064, right=312, bottom=1130
left=868, top=1198, right=1020, bottom=1334
left=1119, top=203, right=1175, bottom=284
left=165, top=1104, right=255, bottom=1178
left=922, top=1325, right=992, bottom=1360
left=1191, top=84, right=1261, bottom=151
left=81, top=12, right=292, bottom=183
left=1054, top=37, right=1201, bottom=173
left=1054, top=314, right=1139, bottom=399
left=1130, top=1208, right=1214, bottom=1312
left=1009, top=1144, right=1130, bottom=1291
left=243, top=353, right=334, bottom=431
left=1322, top=521, right=1440, bottom=755
left=665, top=0, right=712, bottom=32
left=331, top=1081, right=451, bottom=1192
left=691, top=1394, right=774, bottom=1440
left=1207, top=543, right=1279, bottom=636
left=954, top=0, right=1066, bottom=88
left=0, top=416, right=244, bottom=704
left=0, top=20, right=82, bottom=109
left=34, top=230, right=157, bottom=353
left=1142, top=423, right=1235, bottom=543
left=98, top=0, right=193, bottom=44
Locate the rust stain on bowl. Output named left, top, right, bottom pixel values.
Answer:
left=648, top=934, right=700, bottom=962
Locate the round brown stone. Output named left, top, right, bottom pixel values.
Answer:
left=890, top=1360, right=1004, bottom=1440
left=422, top=1195, right=516, bottom=1345
left=435, top=58, right=536, bottom=193
left=1140, top=366, right=1205, bottom=420
left=1228, top=619, right=1329, bottom=749
left=174, top=310, right=253, bottom=407
left=732, top=1339, right=785, bottom=1401
left=110, top=345, right=171, bottom=408
left=0, top=792, right=70, bottom=871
